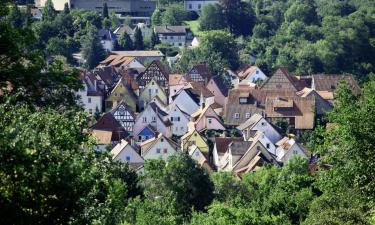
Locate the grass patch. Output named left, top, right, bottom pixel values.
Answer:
left=184, top=20, right=204, bottom=37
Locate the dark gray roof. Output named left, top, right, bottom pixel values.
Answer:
left=230, top=141, right=253, bottom=155
left=154, top=25, right=188, bottom=34
left=212, top=76, right=229, bottom=97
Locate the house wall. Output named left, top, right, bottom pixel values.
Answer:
left=278, top=143, right=307, bottom=162
left=182, top=131, right=209, bottom=152
left=114, top=145, right=144, bottom=163
left=133, top=107, right=170, bottom=138
left=142, top=139, right=178, bottom=161
left=106, top=82, right=137, bottom=112
left=251, top=118, right=282, bottom=144
left=101, top=40, right=114, bottom=52
left=212, top=145, right=222, bottom=169
left=169, top=84, right=185, bottom=103
left=244, top=69, right=267, bottom=82
left=184, top=0, right=219, bottom=12
left=122, top=59, right=145, bottom=71
left=139, top=81, right=168, bottom=107
left=158, top=34, right=186, bottom=47
left=76, top=83, right=103, bottom=115
left=206, top=79, right=226, bottom=106
left=169, top=106, right=190, bottom=136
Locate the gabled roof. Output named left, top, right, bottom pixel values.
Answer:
left=111, top=139, right=131, bottom=159
left=276, top=137, right=309, bottom=160
left=140, top=133, right=179, bottom=156
left=111, top=100, right=136, bottom=118
left=98, top=29, right=117, bottom=41
left=261, top=67, right=306, bottom=91
left=94, top=66, right=120, bottom=88
left=237, top=113, right=263, bottom=130
left=236, top=65, right=259, bottom=78
left=210, top=76, right=229, bottom=96
left=186, top=82, right=214, bottom=98
left=312, top=74, right=361, bottom=95
left=214, top=137, right=244, bottom=154
left=110, top=78, right=138, bottom=101
left=91, top=113, right=129, bottom=141
left=169, top=74, right=185, bottom=86
left=138, top=60, right=169, bottom=81
left=114, top=25, right=135, bottom=36
left=154, top=25, right=188, bottom=34
left=230, top=141, right=253, bottom=155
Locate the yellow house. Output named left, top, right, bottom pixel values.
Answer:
left=181, top=129, right=209, bottom=152
left=139, top=78, right=168, bottom=109
left=106, top=78, right=137, bottom=112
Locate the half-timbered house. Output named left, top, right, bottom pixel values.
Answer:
left=185, top=64, right=211, bottom=85
left=137, top=60, right=169, bottom=94
left=111, top=101, right=136, bottom=135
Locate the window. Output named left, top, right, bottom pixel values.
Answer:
left=160, top=138, right=164, bottom=142
left=174, top=89, right=177, bottom=93
left=156, top=148, right=161, bottom=154
left=266, top=143, right=270, bottom=149
left=155, top=89, right=158, bottom=93
left=261, top=122, right=266, bottom=126
left=152, top=116, right=156, bottom=122
left=180, top=127, right=184, bottom=130
left=138, top=135, right=142, bottom=140
left=148, top=89, right=152, bottom=94
left=189, top=3, right=192, bottom=9
left=177, top=117, right=180, bottom=121
left=293, top=150, right=298, bottom=155
left=256, top=70, right=259, bottom=74
left=178, top=43, right=182, bottom=46
left=239, top=97, right=247, bottom=104
left=170, top=117, right=174, bottom=121
left=195, top=151, right=200, bottom=156
left=198, top=4, right=201, bottom=9
left=163, top=149, right=168, bottom=154
left=89, top=109, right=93, bottom=114
left=126, top=156, right=131, bottom=161
left=234, top=113, right=240, bottom=119
left=114, top=93, right=118, bottom=97
left=170, top=36, right=173, bottom=40
left=208, top=119, right=212, bottom=124
left=245, top=113, right=251, bottom=119
left=142, top=117, right=147, bottom=123
left=88, top=97, right=91, bottom=103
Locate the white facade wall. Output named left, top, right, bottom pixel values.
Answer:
left=113, top=145, right=144, bottom=164
left=172, top=90, right=200, bottom=115
left=133, top=107, right=171, bottom=138
left=184, top=0, right=219, bottom=12
left=277, top=143, right=307, bottom=163
left=142, top=139, right=178, bottom=161
left=251, top=118, right=282, bottom=144
left=158, top=34, right=186, bottom=47
left=168, top=105, right=190, bottom=136
left=76, top=83, right=103, bottom=115
left=243, top=68, right=268, bottom=83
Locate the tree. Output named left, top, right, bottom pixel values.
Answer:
left=102, top=17, right=111, bottom=29
left=133, top=27, right=144, bottom=50
left=63, top=2, right=70, bottom=15
left=118, top=32, right=133, bottom=50
left=109, top=12, right=120, bottom=30
left=102, top=2, right=109, bottom=18
left=0, top=103, right=140, bottom=224
left=200, top=30, right=240, bottom=70
left=124, top=15, right=132, bottom=26
left=162, top=4, right=189, bottom=26
left=151, top=9, right=163, bottom=26
left=199, top=3, right=226, bottom=31
left=7, top=4, right=24, bottom=28
left=42, top=0, right=56, bottom=21
left=150, top=30, right=160, bottom=48
left=81, top=25, right=107, bottom=69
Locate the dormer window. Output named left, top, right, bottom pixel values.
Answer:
left=239, top=97, right=248, bottom=104
left=234, top=113, right=240, bottom=119
left=161, top=138, right=164, bottom=142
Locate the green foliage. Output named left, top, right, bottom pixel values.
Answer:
left=151, top=9, right=163, bottom=26
left=80, top=25, right=107, bottom=69
left=124, top=15, right=132, bottom=26
left=110, top=12, right=121, bottom=30
left=63, top=2, right=70, bottom=15
left=42, top=0, right=56, bottom=21
left=119, top=32, right=134, bottom=50
left=7, top=4, right=24, bottom=28
left=154, top=43, right=179, bottom=57
left=102, top=2, right=109, bottom=18
left=133, top=27, right=144, bottom=50
left=47, top=37, right=78, bottom=64
left=199, top=4, right=226, bottom=31
left=0, top=103, right=140, bottom=224
left=150, top=30, right=160, bottom=48
left=162, top=4, right=190, bottom=26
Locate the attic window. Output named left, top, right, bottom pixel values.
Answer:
left=161, top=138, right=164, bottom=142
left=266, top=143, right=270, bottom=149
left=261, top=122, right=265, bottom=126
left=256, top=70, right=259, bottom=74
left=239, top=97, right=248, bottom=104
left=126, top=156, right=131, bottom=161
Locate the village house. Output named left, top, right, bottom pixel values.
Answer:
left=76, top=72, right=104, bottom=115
left=236, top=65, right=268, bottom=83
left=110, top=139, right=144, bottom=164
left=140, top=133, right=180, bottom=161
left=111, top=101, right=136, bottom=135
left=247, top=130, right=277, bottom=157
left=188, top=145, right=213, bottom=173
left=138, top=78, right=168, bottom=109
left=133, top=102, right=172, bottom=140
left=169, top=74, right=188, bottom=103
left=191, top=104, right=226, bottom=132
left=137, top=60, right=169, bottom=94
left=261, top=67, right=307, bottom=92
left=296, top=87, right=333, bottom=116
left=105, top=78, right=138, bottom=112
left=213, top=137, right=244, bottom=170
left=181, top=129, right=209, bottom=152
left=206, top=76, right=229, bottom=107
left=154, top=25, right=189, bottom=47
left=135, top=125, right=157, bottom=142
left=97, top=28, right=117, bottom=52
left=167, top=103, right=191, bottom=136
left=98, top=55, right=145, bottom=73
left=91, top=112, right=129, bottom=151
left=237, top=114, right=281, bottom=144
left=219, top=139, right=279, bottom=176
left=92, top=66, right=120, bottom=95
left=185, top=64, right=212, bottom=85
left=275, top=137, right=309, bottom=163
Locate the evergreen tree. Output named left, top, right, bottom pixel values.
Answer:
left=133, top=27, right=144, bottom=50
left=151, top=9, right=162, bottom=26
left=81, top=25, right=107, bottom=69
left=119, top=32, right=133, bottom=50
left=63, top=2, right=70, bottom=15
left=150, top=30, right=160, bottom=48
left=42, top=0, right=56, bottom=21
left=102, top=2, right=109, bottom=18
left=7, top=4, right=23, bottom=28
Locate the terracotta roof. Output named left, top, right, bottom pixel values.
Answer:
left=214, top=137, right=244, bottom=154
left=312, top=74, right=361, bottom=95
left=91, top=113, right=129, bottom=141
left=154, top=25, right=188, bottom=34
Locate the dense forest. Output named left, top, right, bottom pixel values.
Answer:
left=0, top=0, right=374, bottom=224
